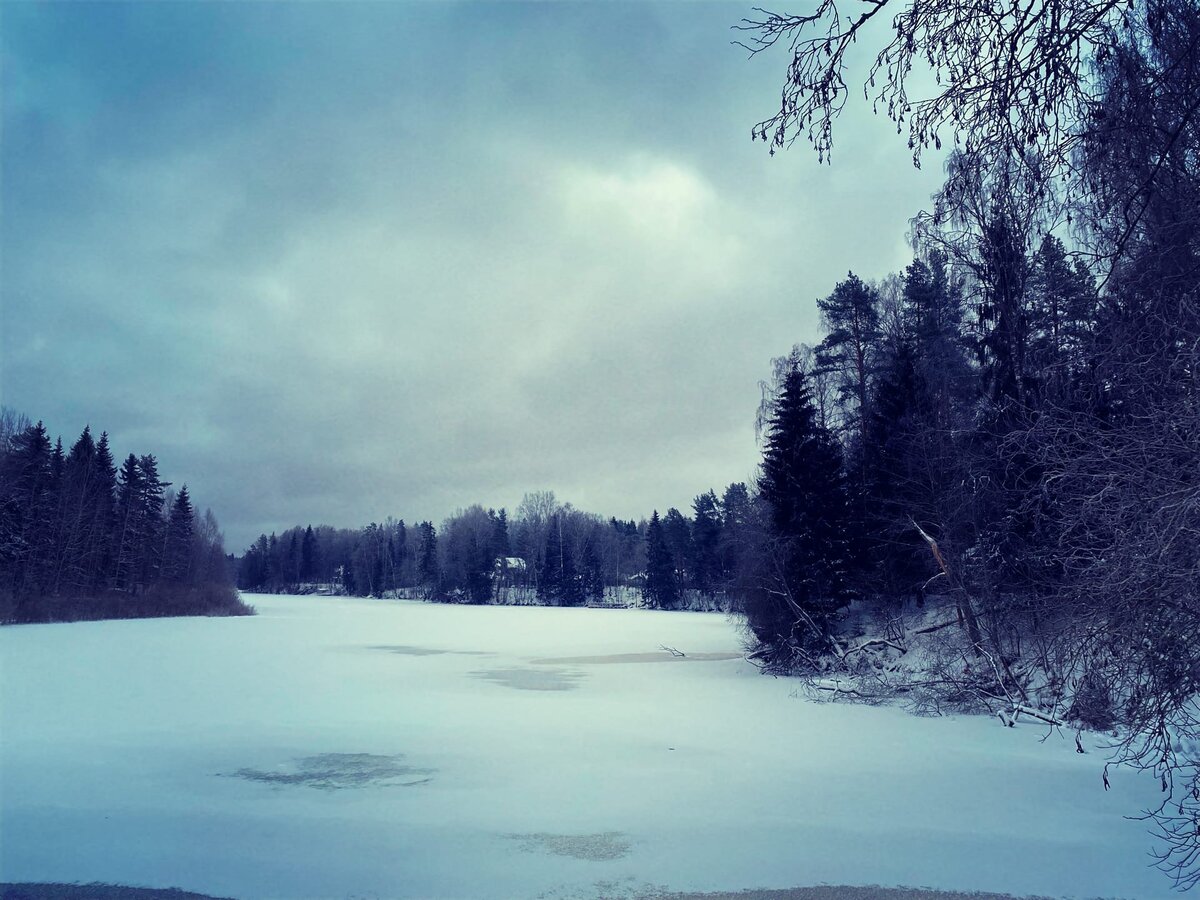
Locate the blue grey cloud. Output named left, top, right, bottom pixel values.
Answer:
left=1, top=2, right=944, bottom=550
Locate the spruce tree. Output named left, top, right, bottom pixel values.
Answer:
left=976, top=210, right=1032, bottom=416
left=136, top=454, right=170, bottom=589
left=538, top=515, right=564, bottom=604
left=463, top=531, right=492, bottom=604
left=390, top=521, right=406, bottom=587
left=581, top=536, right=604, bottom=604
left=300, top=525, right=317, bottom=582
left=662, top=508, right=693, bottom=589
left=163, top=485, right=194, bottom=582
left=492, top=508, right=511, bottom=559
left=114, top=454, right=144, bottom=591
left=46, top=437, right=66, bottom=592
left=287, top=530, right=301, bottom=587
left=643, top=511, right=679, bottom=610
left=43, top=429, right=95, bottom=594
left=2, top=422, right=54, bottom=597
left=267, top=532, right=280, bottom=592
left=251, top=534, right=271, bottom=590
left=417, top=521, right=439, bottom=592
left=53, top=428, right=97, bottom=592
left=90, top=432, right=118, bottom=591
left=862, top=341, right=931, bottom=599
left=754, top=358, right=854, bottom=656
left=558, top=534, right=582, bottom=607
left=239, top=536, right=268, bottom=591
left=901, top=250, right=973, bottom=424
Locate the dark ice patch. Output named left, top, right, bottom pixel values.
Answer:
left=226, top=753, right=434, bottom=790
left=470, top=666, right=584, bottom=691
left=370, top=644, right=448, bottom=656
left=505, top=831, right=632, bottom=861
left=529, top=651, right=741, bottom=665
left=370, top=644, right=491, bottom=656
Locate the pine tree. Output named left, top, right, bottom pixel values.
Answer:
left=816, top=272, right=882, bottom=452
left=1026, top=234, right=1097, bottom=400
left=643, top=511, right=680, bottom=610
left=718, top=482, right=751, bottom=585
left=690, top=491, right=722, bottom=595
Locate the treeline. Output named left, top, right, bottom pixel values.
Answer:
left=237, top=485, right=753, bottom=609
left=737, top=239, right=1099, bottom=663
left=0, top=409, right=248, bottom=624
left=741, top=202, right=1197, bottom=686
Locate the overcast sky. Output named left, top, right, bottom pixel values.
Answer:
left=1, top=1, right=945, bottom=552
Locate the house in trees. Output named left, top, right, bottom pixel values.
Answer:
left=491, top=556, right=529, bottom=601
left=493, top=556, right=527, bottom=580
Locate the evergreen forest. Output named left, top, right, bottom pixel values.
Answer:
left=0, top=409, right=249, bottom=624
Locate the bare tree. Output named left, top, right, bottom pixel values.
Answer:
left=735, top=0, right=1131, bottom=172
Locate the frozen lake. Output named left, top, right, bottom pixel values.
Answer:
left=0, top=594, right=1171, bottom=899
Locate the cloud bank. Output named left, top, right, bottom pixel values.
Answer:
left=1, top=2, right=944, bottom=549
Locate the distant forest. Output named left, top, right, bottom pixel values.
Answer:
left=237, top=485, right=750, bottom=611
left=0, top=409, right=249, bottom=624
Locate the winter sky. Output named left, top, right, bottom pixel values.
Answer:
left=2, top=2, right=945, bottom=552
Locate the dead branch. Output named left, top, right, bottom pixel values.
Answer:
left=911, top=618, right=962, bottom=635
left=813, top=678, right=866, bottom=698
left=839, top=637, right=907, bottom=659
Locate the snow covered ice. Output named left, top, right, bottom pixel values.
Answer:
left=0, top=594, right=1172, bottom=898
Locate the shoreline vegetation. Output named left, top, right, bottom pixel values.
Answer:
left=1, top=583, right=253, bottom=626
left=0, top=886, right=236, bottom=900
left=0, top=882, right=1059, bottom=900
